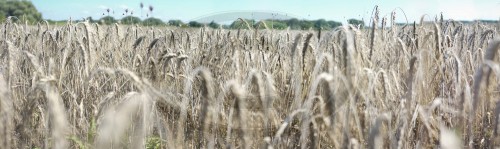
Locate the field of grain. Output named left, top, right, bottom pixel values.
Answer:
left=0, top=14, right=499, bottom=149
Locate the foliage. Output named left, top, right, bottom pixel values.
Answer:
left=226, top=18, right=345, bottom=30
left=299, top=20, right=314, bottom=30
left=146, top=137, right=161, bottom=149
left=143, top=17, right=165, bottom=26
left=327, top=20, right=342, bottom=29
left=188, top=21, right=203, bottom=28
left=208, top=21, right=220, bottom=29
left=167, top=19, right=185, bottom=27
left=99, top=16, right=116, bottom=25
left=85, top=17, right=95, bottom=23
left=314, top=19, right=329, bottom=30
left=229, top=19, right=253, bottom=29
left=121, top=16, right=141, bottom=25
left=0, top=0, right=42, bottom=23
left=0, top=11, right=5, bottom=22
left=258, top=20, right=287, bottom=30
left=348, top=18, right=364, bottom=28
left=287, top=18, right=301, bottom=29
left=271, top=21, right=288, bottom=29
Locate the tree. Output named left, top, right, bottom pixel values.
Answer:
left=208, top=21, right=220, bottom=29
left=287, top=18, right=300, bottom=30
left=229, top=19, right=253, bottom=29
left=143, top=17, right=165, bottom=26
left=99, top=16, right=116, bottom=25
left=85, top=16, right=95, bottom=23
left=348, top=19, right=365, bottom=28
left=314, top=19, right=329, bottom=30
left=168, top=20, right=185, bottom=27
left=121, top=16, right=141, bottom=25
left=0, top=0, right=42, bottom=23
left=327, top=20, right=342, bottom=28
left=299, top=20, right=314, bottom=30
left=272, top=21, right=287, bottom=30
left=188, top=21, right=203, bottom=28
left=260, top=20, right=287, bottom=30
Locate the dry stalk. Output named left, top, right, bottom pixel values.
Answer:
left=0, top=74, right=12, bottom=148
left=37, top=79, right=69, bottom=149
left=367, top=114, right=390, bottom=149
left=225, top=80, right=249, bottom=149
left=469, top=39, right=500, bottom=144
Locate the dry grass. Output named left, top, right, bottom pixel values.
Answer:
left=0, top=14, right=499, bottom=149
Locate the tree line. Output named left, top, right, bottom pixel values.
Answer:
left=0, top=0, right=365, bottom=30
left=71, top=16, right=364, bottom=30
left=1, top=0, right=499, bottom=30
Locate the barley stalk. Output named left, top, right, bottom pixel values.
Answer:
left=0, top=73, right=12, bottom=149
left=469, top=39, right=500, bottom=145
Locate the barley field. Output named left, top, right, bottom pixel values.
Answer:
left=0, top=14, right=499, bottom=149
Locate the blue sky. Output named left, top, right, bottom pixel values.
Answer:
left=32, top=0, right=499, bottom=23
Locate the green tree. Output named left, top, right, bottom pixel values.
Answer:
left=299, top=20, right=314, bottom=30
left=0, top=0, right=42, bottom=23
left=85, top=16, right=95, bottom=23
left=286, top=18, right=300, bottom=30
left=143, top=17, right=165, bottom=26
left=168, top=20, right=185, bottom=27
left=314, top=19, right=329, bottom=30
left=229, top=19, right=253, bottom=29
left=208, top=21, right=220, bottom=29
left=188, top=21, right=203, bottom=28
left=327, top=20, right=342, bottom=28
left=121, top=16, right=141, bottom=25
left=261, top=20, right=287, bottom=30
left=273, top=21, right=287, bottom=30
left=348, top=19, right=365, bottom=28
left=99, top=16, right=116, bottom=25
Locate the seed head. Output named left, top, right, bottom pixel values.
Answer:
left=149, top=5, right=154, bottom=12
left=140, top=2, right=144, bottom=8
